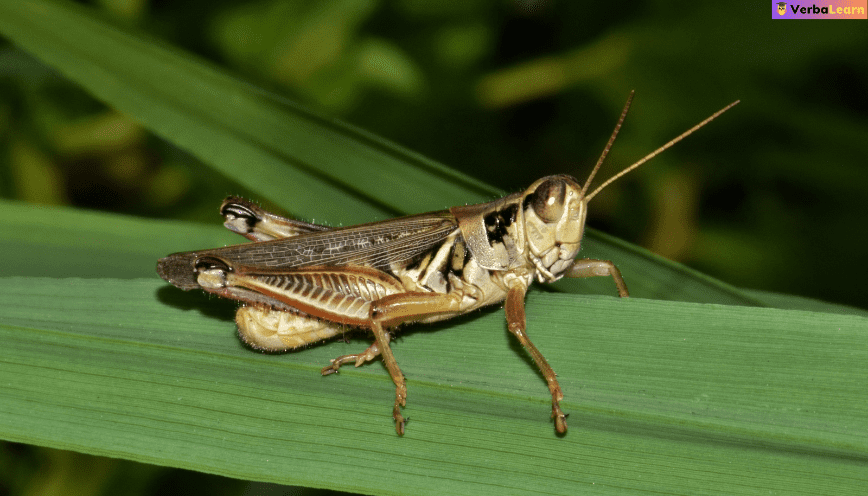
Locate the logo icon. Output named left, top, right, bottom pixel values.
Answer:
left=773, top=0, right=867, bottom=19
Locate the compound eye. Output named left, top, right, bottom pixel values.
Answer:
left=530, top=178, right=566, bottom=223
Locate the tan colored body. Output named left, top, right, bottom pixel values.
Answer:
left=235, top=230, right=537, bottom=352
left=158, top=178, right=623, bottom=435
left=156, top=94, right=738, bottom=435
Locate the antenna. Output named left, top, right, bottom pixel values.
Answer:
left=584, top=97, right=740, bottom=203
left=581, top=90, right=635, bottom=197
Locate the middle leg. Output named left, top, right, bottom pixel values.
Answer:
left=505, top=283, right=568, bottom=434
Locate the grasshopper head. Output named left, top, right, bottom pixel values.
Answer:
left=518, top=94, right=740, bottom=283
left=520, top=175, right=587, bottom=282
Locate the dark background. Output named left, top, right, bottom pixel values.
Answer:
left=1, top=1, right=866, bottom=494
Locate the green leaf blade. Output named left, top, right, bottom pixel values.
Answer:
left=1, top=1, right=866, bottom=493
left=2, top=277, right=866, bottom=494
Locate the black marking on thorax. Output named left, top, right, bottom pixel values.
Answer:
left=449, top=235, right=468, bottom=277
left=483, top=204, right=518, bottom=246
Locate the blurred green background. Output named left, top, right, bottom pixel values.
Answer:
left=1, top=0, right=866, bottom=494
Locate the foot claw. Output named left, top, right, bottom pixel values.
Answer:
left=553, top=404, right=568, bottom=434
left=320, top=361, right=340, bottom=376
left=393, top=406, right=406, bottom=436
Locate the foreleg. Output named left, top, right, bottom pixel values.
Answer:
left=565, top=259, right=629, bottom=298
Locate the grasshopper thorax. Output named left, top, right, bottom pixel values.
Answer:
left=520, top=175, right=587, bottom=282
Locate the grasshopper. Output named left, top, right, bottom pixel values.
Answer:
left=157, top=93, right=738, bottom=435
